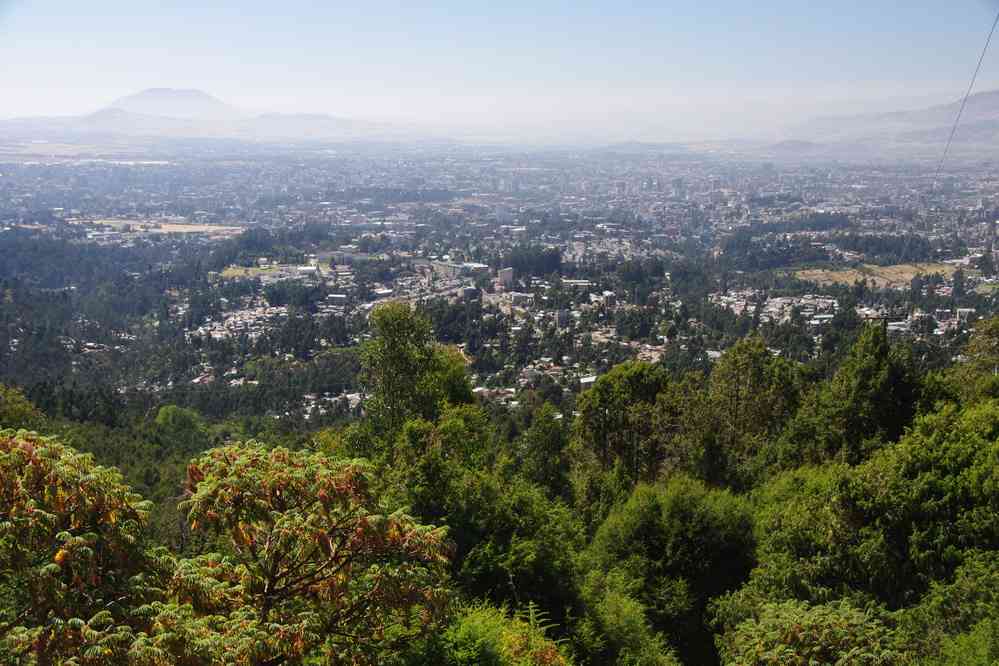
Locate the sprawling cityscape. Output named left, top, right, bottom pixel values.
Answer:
left=5, top=1, right=999, bottom=663
left=3, top=147, right=995, bottom=419
left=6, top=131, right=999, bottom=663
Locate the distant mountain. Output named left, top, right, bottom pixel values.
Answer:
left=767, top=140, right=825, bottom=154
left=108, top=88, right=239, bottom=120
left=249, top=113, right=386, bottom=139
left=0, top=89, right=417, bottom=147
left=756, top=89, right=999, bottom=161
left=796, top=89, right=999, bottom=144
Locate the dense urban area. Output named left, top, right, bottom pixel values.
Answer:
left=3, top=144, right=999, bottom=664
left=3, top=149, right=996, bottom=416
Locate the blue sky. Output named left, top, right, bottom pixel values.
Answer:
left=3, top=0, right=999, bottom=139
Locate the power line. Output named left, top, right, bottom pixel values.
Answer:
left=935, top=7, right=999, bottom=181
left=913, top=6, right=999, bottom=349
left=908, top=7, right=999, bottom=263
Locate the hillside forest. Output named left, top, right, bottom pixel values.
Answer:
left=3, top=302, right=999, bottom=665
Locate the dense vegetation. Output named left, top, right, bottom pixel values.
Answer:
left=3, top=302, right=999, bottom=664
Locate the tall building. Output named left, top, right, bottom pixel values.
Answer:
left=498, top=267, right=515, bottom=288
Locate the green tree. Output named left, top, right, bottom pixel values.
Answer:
left=778, top=324, right=918, bottom=467
left=737, top=400, right=999, bottom=619
left=0, top=384, right=45, bottom=431
left=575, top=569, right=681, bottom=666
left=705, top=337, right=800, bottom=487
left=401, top=604, right=573, bottom=666
left=644, top=371, right=713, bottom=482
left=581, top=477, right=754, bottom=664
left=951, top=315, right=999, bottom=403
left=386, top=407, right=584, bottom=627
left=451, top=472, right=583, bottom=627
left=362, top=302, right=473, bottom=436
left=151, top=405, right=212, bottom=457
left=362, top=302, right=439, bottom=432
left=843, top=400, right=999, bottom=607
left=898, top=552, right=999, bottom=660
left=717, top=600, right=910, bottom=666
left=731, top=463, right=856, bottom=608
left=515, top=403, right=570, bottom=499
left=952, top=267, right=966, bottom=299
left=575, top=361, right=668, bottom=479
left=926, top=618, right=999, bottom=666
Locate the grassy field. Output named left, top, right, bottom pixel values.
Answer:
left=795, top=263, right=958, bottom=288
left=221, top=265, right=275, bottom=279
left=93, top=219, right=244, bottom=237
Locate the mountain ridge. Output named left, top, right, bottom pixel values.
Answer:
left=795, top=88, right=999, bottom=143
left=0, top=88, right=412, bottom=144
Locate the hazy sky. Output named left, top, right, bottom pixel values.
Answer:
left=3, top=0, right=999, bottom=141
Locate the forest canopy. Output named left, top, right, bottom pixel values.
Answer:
left=2, top=303, right=999, bottom=665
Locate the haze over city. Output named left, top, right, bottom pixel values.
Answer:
left=4, top=0, right=999, bottom=141
left=7, top=2, right=999, bottom=665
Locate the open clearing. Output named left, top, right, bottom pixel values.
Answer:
left=221, top=265, right=276, bottom=279
left=92, top=219, right=244, bottom=238
left=795, top=263, right=957, bottom=288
